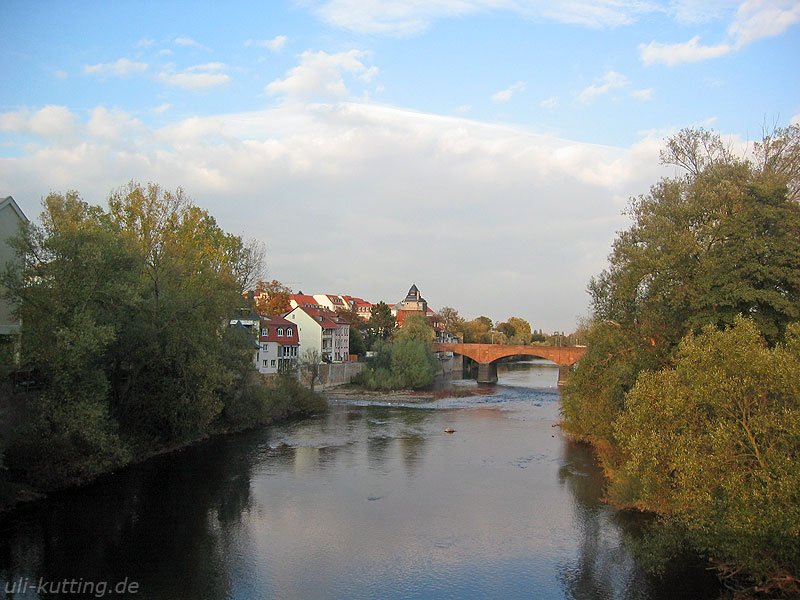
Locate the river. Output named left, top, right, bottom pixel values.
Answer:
left=0, top=360, right=723, bottom=599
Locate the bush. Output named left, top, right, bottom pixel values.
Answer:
left=264, top=375, right=327, bottom=422
left=614, top=317, right=800, bottom=594
left=356, top=338, right=438, bottom=390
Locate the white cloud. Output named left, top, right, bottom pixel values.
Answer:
left=307, top=0, right=662, bottom=35
left=266, top=50, right=377, bottom=99
left=0, top=105, right=78, bottom=138
left=631, top=88, right=654, bottom=101
left=639, top=36, right=732, bottom=65
left=174, top=36, right=205, bottom=48
left=728, top=0, right=800, bottom=47
left=539, top=96, right=559, bottom=109
left=668, top=0, right=740, bottom=24
left=0, top=100, right=672, bottom=329
left=152, top=103, right=172, bottom=114
left=791, top=113, right=800, bottom=126
left=136, top=37, right=156, bottom=49
left=642, top=0, right=800, bottom=66
left=158, top=63, right=231, bottom=89
left=246, top=35, right=288, bottom=51
left=578, top=71, right=629, bottom=103
left=491, top=81, right=526, bottom=103
left=54, top=70, right=68, bottom=81
left=84, top=58, right=149, bottom=77
left=87, top=107, right=144, bottom=140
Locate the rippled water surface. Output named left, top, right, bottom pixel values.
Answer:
left=0, top=361, right=722, bottom=599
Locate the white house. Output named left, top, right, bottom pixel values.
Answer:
left=284, top=305, right=350, bottom=363
left=0, top=196, right=28, bottom=337
left=256, top=315, right=300, bottom=374
left=230, top=314, right=300, bottom=375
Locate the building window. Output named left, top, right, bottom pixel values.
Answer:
left=263, top=360, right=268, bottom=366
left=287, top=327, right=293, bottom=336
left=277, top=327, right=284, bottom=336
left=271, top=360, right=276, bottom=367
left=261, top=328, right=268, bottom=336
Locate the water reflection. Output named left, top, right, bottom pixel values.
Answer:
left=0, top=364, right=722, bottom=600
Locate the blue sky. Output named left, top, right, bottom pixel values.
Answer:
left=1, top=1, right=799, bottom=330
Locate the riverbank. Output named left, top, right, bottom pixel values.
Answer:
left=0, top=377, right=327, bottom=515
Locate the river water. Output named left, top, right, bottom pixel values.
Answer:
left=0, top=361, right=722, bottom=599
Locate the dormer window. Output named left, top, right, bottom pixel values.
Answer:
left=287, top=327, right=293, bottom=336
left=277, top=327, right=284, bottom=336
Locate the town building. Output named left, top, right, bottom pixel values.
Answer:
left=342, top=295, right=374, bottom=321
left=0, top=197, right=28, bottom=337
left=229, top=313, right=300, bottom=375
left=284, top=305, right=350, bottom=363
left=257, top=315, right=300, bottom=374
left=395, top=283, right=457, bottom=344
left=289, top=292, right=325, bottom=310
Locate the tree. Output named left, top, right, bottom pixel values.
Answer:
left=437, top=306, right=465, bottom=338
left=462, top=316, right=493, bottom=343
left=366, top=301, right=396, bottom=343
left=254, top=279, right=292, bottom=315
left=495, top=321, right=516, bottom=339
left=396, top=313, right=434, bottom=342
left=390, top=338, right=438, bottom=389
left=1, top=183, right=271, bottom=490
left=507, top=317, right=532, bottom=345
left=562, top=126, right=800, bottom=592
left=299, top=348, right=322, bottom=391
left=614, top=318, right=800, bottom=595
left=106, top=182, right=256, bottom=441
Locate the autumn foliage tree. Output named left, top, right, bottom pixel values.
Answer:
left=253, top=279, right=292, bottom=315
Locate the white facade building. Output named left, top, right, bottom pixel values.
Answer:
left=284, top=306, right=350, bottom=363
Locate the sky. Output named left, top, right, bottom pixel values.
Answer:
left=1, top=1, right=799, bottom=332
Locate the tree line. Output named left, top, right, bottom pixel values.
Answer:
left=561, top=126, right=800, bottom=596
left=0, top=182, right=325, bottom=507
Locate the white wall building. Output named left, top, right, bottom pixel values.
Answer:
left=284, top=306, right=350, bottom=363
left=0, top=197, right=28, bottom=336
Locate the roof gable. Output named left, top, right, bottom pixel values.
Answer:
left=0, top=196, right=29, bottom=224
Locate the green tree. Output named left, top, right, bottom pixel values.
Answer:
left=1, top=183, right=271, bottom=491
left=566, top=127, right=800, bottom=446
left=495, top=321, right=516, bottom=339
left=2, top=192, right=136, bottom=485
left=396, top=313, right=434, bottom=342
left=614, top=318, right=800, bottom=595
left=106, top=182, right=254, bottom=441
left=562, top=126, right=800, bottom=593
left=462, top=316, right=493, bottom=343
left=366, top=301, right=396, bottom=344
left=390, top=338, right=438, bottom=389
left=507, top=317, right=532, bottom=344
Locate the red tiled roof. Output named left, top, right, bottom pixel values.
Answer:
left=259, top=315, right=300, bottom=344
left=290, top=293, right=322, bottom=308
left=294, top=306, right=349, bottom=330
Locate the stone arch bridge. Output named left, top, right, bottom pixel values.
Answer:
left=434, top=343, right=587, bottom=384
